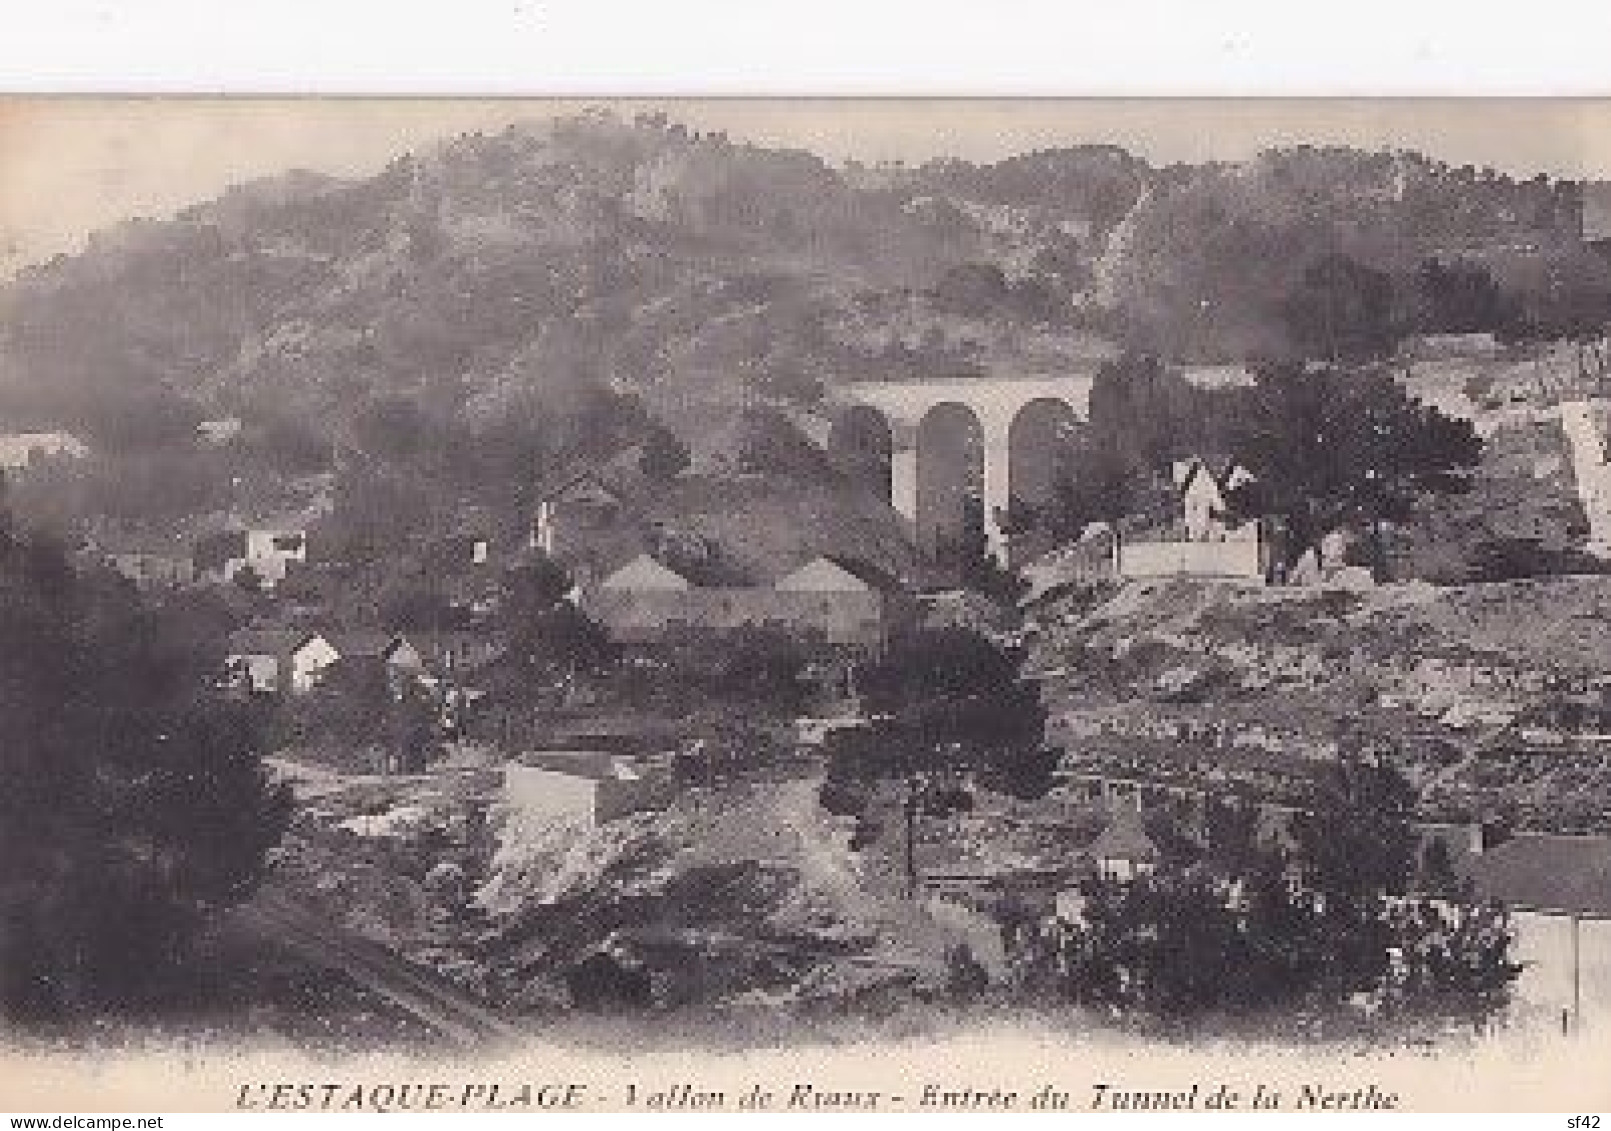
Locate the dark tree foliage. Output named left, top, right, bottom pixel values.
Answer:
left=1280, top=253, right=1401, bottom=364
left=638, top=423, right=691, bottom=482
left=618, top=626, right=814, bottom=723
left=1414, top=258, right=1509, bottom=336
left=933, top=496, right=1030, bottom=605
left=288, top=658, right=442, bottom=774
left=0, top=495, right=291, bottom=1019
left=494, top=557, right=615, bottom=692
left=1017, top=757, right=1521, bottom=1026
left=1013, top=352, right=1240, bottom=551
left=1224, top=362, right=1483, bottom=577
left=819, top=629, right=1056, bottom=893
left=379, top=585, right=475, bottom=633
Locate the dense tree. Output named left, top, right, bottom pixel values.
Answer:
left=0, top=494, right=291, bottom=1018
left=1224, top=362, right=1483, bottom=578
left=288, top=658, right=442, bottom=774
left=1414, top=258, right=1508, bottom=336
left=638, top=423, right=691, bottom=482
left=613, top=624, right=812, bottom=719
left=1280, top=253, right=1401, bottom=364
left=1016, top=756, right=1521, bottom=1026
left=1010, top=353, right=1235, bottom=554
left=818, top=629, right=1056, bottom=894
left=494, top=557, right=614, bottom=695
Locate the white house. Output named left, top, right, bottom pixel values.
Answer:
left=1115, top=458, right=1265, bottom=581
left=1085, top=806, right=1161, bottom=882
left=598, top=553, right=693, bottom=591
left=1467, top=832, right=1611, bottom=1033
left=1172, top=457, right=1258, bottom=543
left=198, top=525, right=308, bottom=589
left=0, top=431, right=89, bottom=473
left=1054, top=807, right=1160, bottom=921
left=224, top=629, right=340, bottom=694
left=241, top=527, right=308, bottom=586
left=501, top=753, right=672, bottom=829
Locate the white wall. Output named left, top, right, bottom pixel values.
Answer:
left=1508, top=911, right=1611, bottom=1033
left=502, top=765, right=599, bottom=828
left=1559, top=400, right=1611, bottom=554
left=1119, top=538, right=1263, bottom=580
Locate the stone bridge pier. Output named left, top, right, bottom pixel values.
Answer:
left=827, top=374, right=1098, bottom=563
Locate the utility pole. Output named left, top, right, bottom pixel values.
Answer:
left=1572, top=911, right=1582, bottom=1035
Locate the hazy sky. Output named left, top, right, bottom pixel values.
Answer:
left=3, top=98, right=1610, bottom=275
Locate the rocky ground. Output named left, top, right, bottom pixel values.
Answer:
left=1027, top=575, right=1611, bottom=832
left=267, top=756, right=1013, bottom=1026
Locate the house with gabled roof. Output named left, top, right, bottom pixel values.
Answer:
left=1083, top=806, right=1161, bottom=882
left=529, top=444, right=648, bottom=571
left=599, top=553, right=693, bottom=592
left=1170, top=456, right=1259, bottom=544
left=224, top=628, right=340, bottom=695
left=1116, top=456, right=1267, bottom=581
left=583, top=551, right=895, bottom=652
left=1466, top=832, right=1611, bottom=1033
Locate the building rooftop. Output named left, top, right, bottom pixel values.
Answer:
left=515, top=751, right=650, bottom=782
left=1468, top=833, right=1611, bottom=917
left=327, top=630, right=401, bottom=659
left=1084, top=806, right=1160, bottom=863
left=226, top=628, right=312, bottom=656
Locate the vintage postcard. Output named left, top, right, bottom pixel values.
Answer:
left=2, top=98, right=1611, bottom=1114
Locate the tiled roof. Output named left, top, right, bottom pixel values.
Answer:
left=517, top=751, right=646, bottom=782
left=1468, top=833, right=1611, bottom=917
left=1084, top=806, right=1159, bottom=862
left=226, top=628, right=306, bottom=656
left=327, top=630, right=396, bottom=658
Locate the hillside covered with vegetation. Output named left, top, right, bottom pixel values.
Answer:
left=3, top=110, right=1608, bottom=570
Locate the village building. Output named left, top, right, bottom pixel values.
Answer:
left=194, top=417, right=244, bottom=446
left=0, top=430, right=89, bottom=474
left=1100, top=456, right=1269, bottom=582
left=582, top=552, right=895, bottom=653
left=1053, top=807, right=1162, bottom=921
left=1173, top=457, right=1257, bottom=543
left=529, top=446, right=649, bottom=588
left=195, top=523, right=309, bottom=589
left=1466, top=832, right=1611, bottom=1033
left=325, top=630, right=427, bottom=687
left=413, top=629, right=503, bottom=675
left=500, top=752, right=673, bottom=829
left=1085, top=806, right=1161, bottom=882
left=223, top=628, right=340, bottom=695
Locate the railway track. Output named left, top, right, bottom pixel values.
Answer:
left=238, top=887, right=527, bottom=1047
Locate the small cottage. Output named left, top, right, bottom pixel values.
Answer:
left=1171, top=457, right=1258, bottom=544
left=224, top=629, right=340, bottom=694
left=502, top=752, right=673, bottom=828
left=0, top=431, right=89, bottom=473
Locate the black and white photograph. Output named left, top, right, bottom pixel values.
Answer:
left=2, top=97, right=1610, bottom=1114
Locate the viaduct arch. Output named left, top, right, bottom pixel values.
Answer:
left=827, top=375, right=1096, bottom=563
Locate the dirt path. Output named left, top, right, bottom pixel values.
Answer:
left=773, top=776, right=1007, bottom=974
